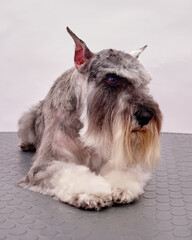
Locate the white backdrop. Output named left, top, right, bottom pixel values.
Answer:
left=0, top=0, right=192, bottom=133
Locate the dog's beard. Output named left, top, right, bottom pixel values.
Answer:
left=80, top=109, right=160, bottom=169
left=111, top=117, right=160, bottom=169
left=80, top=87, right=161, bottom=169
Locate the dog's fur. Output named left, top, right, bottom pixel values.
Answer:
left=18, top=27, right=162, bottom=210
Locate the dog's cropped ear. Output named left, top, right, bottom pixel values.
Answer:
left=67, top=27, right=94, bottom=72
left=129, top=45, right=148, bottom=59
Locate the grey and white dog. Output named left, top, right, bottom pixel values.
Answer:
left=18, top=27, right=162, bottom=210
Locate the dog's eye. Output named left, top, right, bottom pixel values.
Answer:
left=107, top=76, right=118, bottom=86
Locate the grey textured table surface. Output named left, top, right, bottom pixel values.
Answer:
left=0, top=132, right=192, bottom=240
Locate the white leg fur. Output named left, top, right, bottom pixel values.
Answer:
left=43, top=161, right=112, bottom=210
left=102, top=165, right=151, bottom=204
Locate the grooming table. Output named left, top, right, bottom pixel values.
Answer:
left=0, top=132, right=192, bottom=240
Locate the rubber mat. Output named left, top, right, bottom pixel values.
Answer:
left=0, top=132, right=192, bottom=240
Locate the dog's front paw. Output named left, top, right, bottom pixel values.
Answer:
left=111, top=182, right=144, bottom=204
left=69, top=193, right=112, bottom=211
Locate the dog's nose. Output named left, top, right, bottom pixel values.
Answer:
left=134, top=108, right=153, bottom=127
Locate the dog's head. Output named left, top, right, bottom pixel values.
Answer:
left=67, top=27, right=162, bottom=169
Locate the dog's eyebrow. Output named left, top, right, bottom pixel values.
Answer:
left=105, top=73, right=120, bottom=78
left=105, top=73, right=131, bottom=82
left=104, top=73, right=134, bottom=89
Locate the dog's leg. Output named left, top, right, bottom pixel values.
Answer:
left=18, top=101, right=44, bottom=151
left=18, top=160, right=112, bottom=210
left=101, top=165, right=151, bottom=204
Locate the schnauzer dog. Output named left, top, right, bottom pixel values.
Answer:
left=18, top=27, right=162, bottom=210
